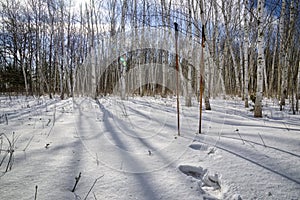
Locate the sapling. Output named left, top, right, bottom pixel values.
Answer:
left=6, top=132, right=15, bottom=172
left=235, top=129, right=245, bottom=144
left=93, top=192, right=98, bottom=200
left=0, top=133, right=16, bottom=172
left=34, top=185, right=38, bottom=200
left=46, top=119, right=51, bottom=126
left=174, top=22, right=180, bottom=136
left=72, top=172, right=82, bottom=192
left=5, top=113, right=8, bottom=125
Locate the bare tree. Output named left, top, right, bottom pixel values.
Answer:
left=254, top=0, right=265, bottom=117
left=120, top=0, right=128, bottom=100
left=243, top=0, right=250, bottom=107
left=279, top=0, right=287, bottom=110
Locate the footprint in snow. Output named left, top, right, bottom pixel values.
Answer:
left=189, top=143, right=208, bottom=151
left=179, top=165, right=207, bottom=179
left=178, top=164, right=222, bottom=199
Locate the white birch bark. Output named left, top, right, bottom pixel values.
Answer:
left=239, top=42, right=244, bottom=99
left=239, top=0, right=244, bottom=99
left=279, top=0, right=287, bottom=109
left=59, top=2, right=65, bottom=99
left=91, top=49, right=97, bottom=98
left=263, top=57, right=268, bottom=97
left=161, top=0, right=167, bottom=96
left=185, top=0, right=193, bottom=106
left=200, top=0, right=211, bottom=110
left=254, top=0, right=265, bottom=118
left=120, top=0, right=127, bottom=100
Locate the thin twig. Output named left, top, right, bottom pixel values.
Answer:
left=72, top=172, right=82, bottom=192
left=23, top=135, right=34, bottom=151
left=5, top=113, right=8, bottom=125
left=34, top=185, right=38, bottom=200
left=174, top=22, right=180, bottom=136
left=258, top=132, right=266, bottom=147
left=235, top=129, right=245, bottom=144
left=96, top=153, right=99, bottom=166
left=84, top=175, right=104, bottom=200
left=0, top=133, right=15, bottom=172
left=93, top=192, right=98, bottom=200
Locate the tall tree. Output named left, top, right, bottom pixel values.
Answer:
left=244, top=0, right=250, bottom=107
left=254, top=0, right=265, bottom=117
left=185, top=0, right=193, bottom=107
left=120, top=0, right=128, bottom=100
left=279, top=0, right=287, bottom=110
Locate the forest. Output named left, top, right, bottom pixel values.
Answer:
left=1, top=1, right=300, bottom=199
left=0, top=0, right=299, bottom=116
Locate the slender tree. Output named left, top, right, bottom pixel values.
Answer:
left=279, top=0, right=287, bottom=110
left=244, top=0, right=250, bottom=107
left=254, top=0, right=265, bottom=118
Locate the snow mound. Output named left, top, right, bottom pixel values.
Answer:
left=179, top=164, right=226, bottom=199
left=189, top=143, right=208, bottom=151
left=178, top=164, right=207, bottom=179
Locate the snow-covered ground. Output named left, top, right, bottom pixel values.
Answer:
left=0, top=95, right=299, bottom=200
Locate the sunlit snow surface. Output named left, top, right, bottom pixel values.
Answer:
left=0, top=95, right=299, bottom=199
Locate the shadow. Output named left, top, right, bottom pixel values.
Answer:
left=95, top=99, right=175, bottom=162
left=192, top=135, right=300, bottom=186
left=94, top=99, right=164, bottom=199
left=218, top=134, right=300, bottom=158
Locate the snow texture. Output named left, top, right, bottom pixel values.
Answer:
left=0, top=95, right=299, bottom=200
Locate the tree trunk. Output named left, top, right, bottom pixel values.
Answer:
left=200, top=0, right=211, bottom=110
left=239, top=0, right=244, bottom=99
left=279, top=0, right=287, bottom=109
left=120, top=0, right=128, bottom=100
left=243, top=0, right=249, bottom=107
left=185, top=0, right=192, bottom=107
left=254, top=0, right=265, bottom=118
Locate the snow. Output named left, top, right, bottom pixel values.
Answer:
left=0, top=95, right=299, bottom=200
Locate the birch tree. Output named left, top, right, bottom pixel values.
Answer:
left=185, top=0, right=193, bottom=107
left=243, top=0, right=250, bottom=107
left=254, top=0, right=265, bottom=118
left=199, top=0, right=211, bottom=110
left=279, top=0, right=287, bottom=110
